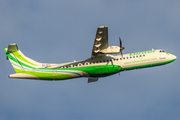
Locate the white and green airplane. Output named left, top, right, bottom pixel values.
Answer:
left=4, top=26, right=177, bottom=83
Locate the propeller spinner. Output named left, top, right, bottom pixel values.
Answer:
left=119, top=37, right=125, bottom=57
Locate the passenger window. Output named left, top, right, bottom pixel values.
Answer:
left=107, top=60, right=109, bottom=62
left=136, top=56, right=138, bottom=58
left=120, top=58, right=122, bottom=60
left=86, top=63, right=88, bottom=65
left=123, top=58, right=125, bottom=60
left=103, top=60, right=105, bottom=62
left=99, top=61, right=102, bottom=63
left=127, top=57, right=128, bottom=59
left=140, top=55, right=142, bottom=57
left=143, top=54, right=145, bottom=57
left=130, top=57, right=132, bottom=59
left=133, top=56, right=135, bottom=58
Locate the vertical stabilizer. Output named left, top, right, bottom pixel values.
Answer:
left=4, top=44, right=41, bottom=73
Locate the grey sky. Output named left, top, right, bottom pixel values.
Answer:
left=0, top=0, right=180, bottom=120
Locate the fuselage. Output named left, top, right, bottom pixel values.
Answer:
left=8, top=49, right=176, bottom=80
left=5, top=26, right=177, bottom=81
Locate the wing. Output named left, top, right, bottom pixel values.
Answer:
left=91, top=26, right=109, bottom=58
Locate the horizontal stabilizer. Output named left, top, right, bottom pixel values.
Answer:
left=7, top=43, right=18, bottom=53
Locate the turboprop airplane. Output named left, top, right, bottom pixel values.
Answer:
left=4, top=26, right=177, bottom=83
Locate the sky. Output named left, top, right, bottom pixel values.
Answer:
left=0, top=0, right=180, bottom=120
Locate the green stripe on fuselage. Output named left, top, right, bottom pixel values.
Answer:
left=56, top=65, right=122, bottom=77
left=14, top=64, right=122, bottom=80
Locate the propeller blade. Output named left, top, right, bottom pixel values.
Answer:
left=119, top=37, right=125, bottom=57
left=120, top=51, right=123, bottom=58
left=119, top=37, right=122, bottom=47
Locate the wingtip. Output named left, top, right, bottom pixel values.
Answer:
left=99, top=26, right=108, bottom=28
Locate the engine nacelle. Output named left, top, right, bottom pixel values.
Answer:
left=100, top=46, right=120, bottom=54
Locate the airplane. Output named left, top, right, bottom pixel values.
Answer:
left=4, top=26, right=177, bottom=83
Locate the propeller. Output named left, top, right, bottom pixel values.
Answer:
left=119, top=37, right=125, bottom=57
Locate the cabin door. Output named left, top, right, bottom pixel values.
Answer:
left=52, top=69, right=57, bottom=77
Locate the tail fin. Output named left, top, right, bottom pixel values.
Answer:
left=4, top=44, right=42, bottom=73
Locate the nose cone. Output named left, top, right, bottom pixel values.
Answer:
left=172, top=54, right=177, bottom=61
